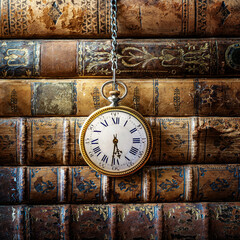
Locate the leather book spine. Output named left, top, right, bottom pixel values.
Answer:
left=162, top=203, right=209, bottom=239
left=71, top=204, right=117, bottom=239
left=0, top=117, right=239, bottom=166
left=0, top=0, right=239, bottom=38
left=25, top=205, right=70, bottom=240
left=1, top=39, right=240, bottom=78
left=25, top=118, right=70, bottom=166
left=1, top=203, right=240, bottom=239
left=26, top=167, right=68, bottom=204
left=192, top=164, right=240, bottom=201
left=0, top=79, right=240, bottom=117
left=1, top=165, right=240, bottom=203
left=0, top=167, right=25, bottom=203
left=0, top=118, right=25, bottom=165
left=208, top=202, right=240, bottom=239
left=0, top=206, right=25, bottom=239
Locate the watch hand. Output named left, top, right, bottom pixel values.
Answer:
left=115, top=145, right=122, bottom=158
left=111, top=142, right=116, bottom=166
left=113, top=134, right=122, bottom=160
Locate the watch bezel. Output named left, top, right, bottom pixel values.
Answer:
left=79, top=105, right=153, bottom=177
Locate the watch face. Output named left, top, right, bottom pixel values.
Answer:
left=79, top=106, right=153, bottom=177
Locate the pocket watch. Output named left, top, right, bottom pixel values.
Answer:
left=79, top=0, right=153, bottom=177
left=79, top=81, right=153, bottom=177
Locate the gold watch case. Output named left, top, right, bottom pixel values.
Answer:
left=79, top=105, right=153, bottom=177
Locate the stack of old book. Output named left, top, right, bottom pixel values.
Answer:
left=0, top=0, right=240, bottom=239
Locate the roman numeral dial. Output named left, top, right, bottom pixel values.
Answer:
left=80, top=107, right=152, bottom=176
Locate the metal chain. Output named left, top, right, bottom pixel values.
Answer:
left=110, top=0, right=118, bottom=90
left=100, top=0, right=128, bottom=105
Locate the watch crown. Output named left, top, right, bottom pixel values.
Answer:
left=108, top=90, right=121, bottom=107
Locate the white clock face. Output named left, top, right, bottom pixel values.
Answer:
left=81, top=109, right=150, bottom=174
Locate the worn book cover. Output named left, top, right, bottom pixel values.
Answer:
left=0, top=0, right=239, bottom=38
left=0, top=203, right=240, bottom=239
left=0, top=39, right=240, bottom=78
left=0, top=164, right=239, bottom=203
left=0, top=79, right=240, bottom=117
left=0, top=117, right=239, bottom=166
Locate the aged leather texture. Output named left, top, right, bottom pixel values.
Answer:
left=0, top=79, right=240, bottom=117
left=0, top=0, right=240, bottom=38
left=0, top=203, right=240, bottom=239
left=0, top=117, right=239, bottom=166
left=0, top=164, right=240, bottom=203
left=0, top=117, right=240, bottom=166
left=1, top=39, right=240, bottom=78
left=0, top=0, right=239, bottom=238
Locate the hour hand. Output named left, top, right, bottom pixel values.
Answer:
left=113, top=134, right=118, bottom=145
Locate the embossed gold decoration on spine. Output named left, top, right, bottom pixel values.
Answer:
left=82, top=42, right=211, bottom=75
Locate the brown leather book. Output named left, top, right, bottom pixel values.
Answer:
left=1, top=79, right=240, bottom=117
left=0, top=203, right=239, bottom=239
left=0, top=0, right=239, bottom=38
left=1, top=117, right=239, bottom=166
left=1, top=39, right=240, bottom=78
left=0, top=164, right=240, bottom=203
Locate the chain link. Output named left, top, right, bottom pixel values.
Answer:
left=100, top=0, right=128, bottom=105
left=110, top=0, right=118, bottom=90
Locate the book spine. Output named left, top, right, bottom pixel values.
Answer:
left=24, top=205, right=70, bottom=240
left=1, top=203, right=240, bottom=239
left=1, top=165, right=240, bottom=203
left=0, top=118, right=25, bottom=165
left=0, top=167, right=25, bottom=203
left=162, top=203, right=209, bottom=239
left=0, top=0, right=239, bottom=38
left=26, top=167, right=68, bottom=204
left=1, top=39, right=240, bottom=78
left=25, top=118, right=70, bottom=166
left=1, top=79, right=240, bottom=117
left=0, top=205, right=25, bottom=239
left=0, top=117, right=239, bottom=166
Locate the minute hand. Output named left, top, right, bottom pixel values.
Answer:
left=111, top=143, right=116, bottom=166
left=112, top=134, right=122, bottom=165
